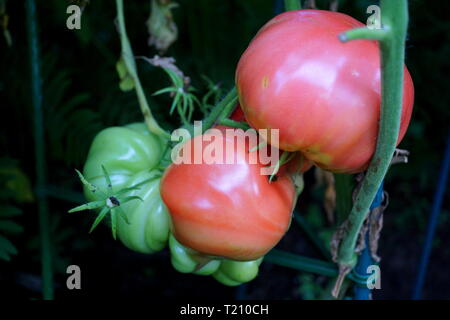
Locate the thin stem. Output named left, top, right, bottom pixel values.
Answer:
left=159, top=87, right=238, bottom=165
left=335, top=0, right=409, bottom=275
left=266, top=250, right=364, bottom=284
left=218, top=119, right=251, bottom=130
left=339, top=27, right=387, bottom=42
left=116, top=0, right=169, bottom=139
left=201, top=87, right=238, bottom=134
left=412, top=128, right=450, bottom=299
left=284, top=0, right=302, bottom=11
left=26, top=0, right=54, bottom=300
left=266, top=249, right=338, bottom=278
left=294, top=213, right=331, bottom=261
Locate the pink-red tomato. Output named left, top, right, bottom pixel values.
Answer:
left=230, top=103, right=247, bottom=122
left=160, top=127, right=296, bottom=261
left=236, top=9, right=414, bottom=173
left=230, top=104, right=314, bottom=174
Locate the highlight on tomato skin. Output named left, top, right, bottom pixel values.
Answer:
left=236, top=9, right=414, bottom=174
left=159, top=127, right=296, bottom=261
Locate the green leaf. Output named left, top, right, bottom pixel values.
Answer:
left=89, top=206, right=110, bottom=234
left=170, top=93, right=181, bottom=115
left=0, top=249, right=11, bottom=261
left=0, top=235, right=18, bottom=260
left=0, top=220, right=24, bottom=235
left=119, top=175, right=162, bottom=194
left=75, top=169, right=107, bottom=198
left=152, top=86, right=177, bottom=96
left=110, top=208, right=117, bottom=240
left=116, top=207, right=130, bottom=225
left=101, top=165, right=113, bottom=194
left=68, top=200, right=105, bottom=213
left=164, top=68, right=183, bottom=88
left=119, top=196, right=144, bottom=204
left=0, top=205, right=22, bottom=218
left=0, top=166, right=35, bottom=203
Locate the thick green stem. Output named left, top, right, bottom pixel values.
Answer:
left=26, top=0, right=54, bottom=300
left=336, top=0, right=409, bottom=273
left=284, top=0, right=302, bottom=11
left=116, top=0, right=169, bottom=139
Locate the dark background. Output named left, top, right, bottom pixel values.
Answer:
left=0, top=0, right=449, bottom=299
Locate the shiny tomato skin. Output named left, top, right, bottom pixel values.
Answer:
left=82, top=123, right=170, bottom=254
left=236, top=9, right=414, bottom=173
left=230, top=104, right=314, bottom=174
left=160, top=127, right=295, bottom=261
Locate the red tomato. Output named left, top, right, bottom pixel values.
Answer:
left=230, top=104, right=313, bottom=175
left=280, top=152, right=314, bottom=176
left=229, top=103, right=246, bottom=122
left=160, top=127, right=295, bottom=261
left=236, top=9, right=414, bottom=173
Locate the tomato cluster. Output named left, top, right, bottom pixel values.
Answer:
left=82, top=121, right=279, bottom=285
left=78, top=8, right=414, bottom=287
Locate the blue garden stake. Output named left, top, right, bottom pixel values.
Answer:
left=412, top=128, right=450, bottom=300
left=353, top=183, right=384, bottom=300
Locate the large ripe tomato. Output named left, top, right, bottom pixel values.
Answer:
left=160, top=127, right=296, bottom=261
left=236, top=9, right=414, bottom=173
left=82, top=123, right=171, bottom=253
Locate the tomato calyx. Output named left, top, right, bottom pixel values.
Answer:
left=106, top=196, right=120, bottom=208
left=69, top=165, right=162, bottom=239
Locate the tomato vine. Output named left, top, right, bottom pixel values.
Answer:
left=332, top=0, right=411, bottom=297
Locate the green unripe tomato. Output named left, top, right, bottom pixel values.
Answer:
left=213, top=258, right=264, bottom=286
left=117, top=170, right=170, bottom=254
left=169, top=234, right=221, bottom=276
left=212, top=270, right=242, bottom=286
left=82, top=123, right=170, bottom=254
left=169, top=234, right=264, bottom=283
left=83, top=122, right=166, bottom=202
